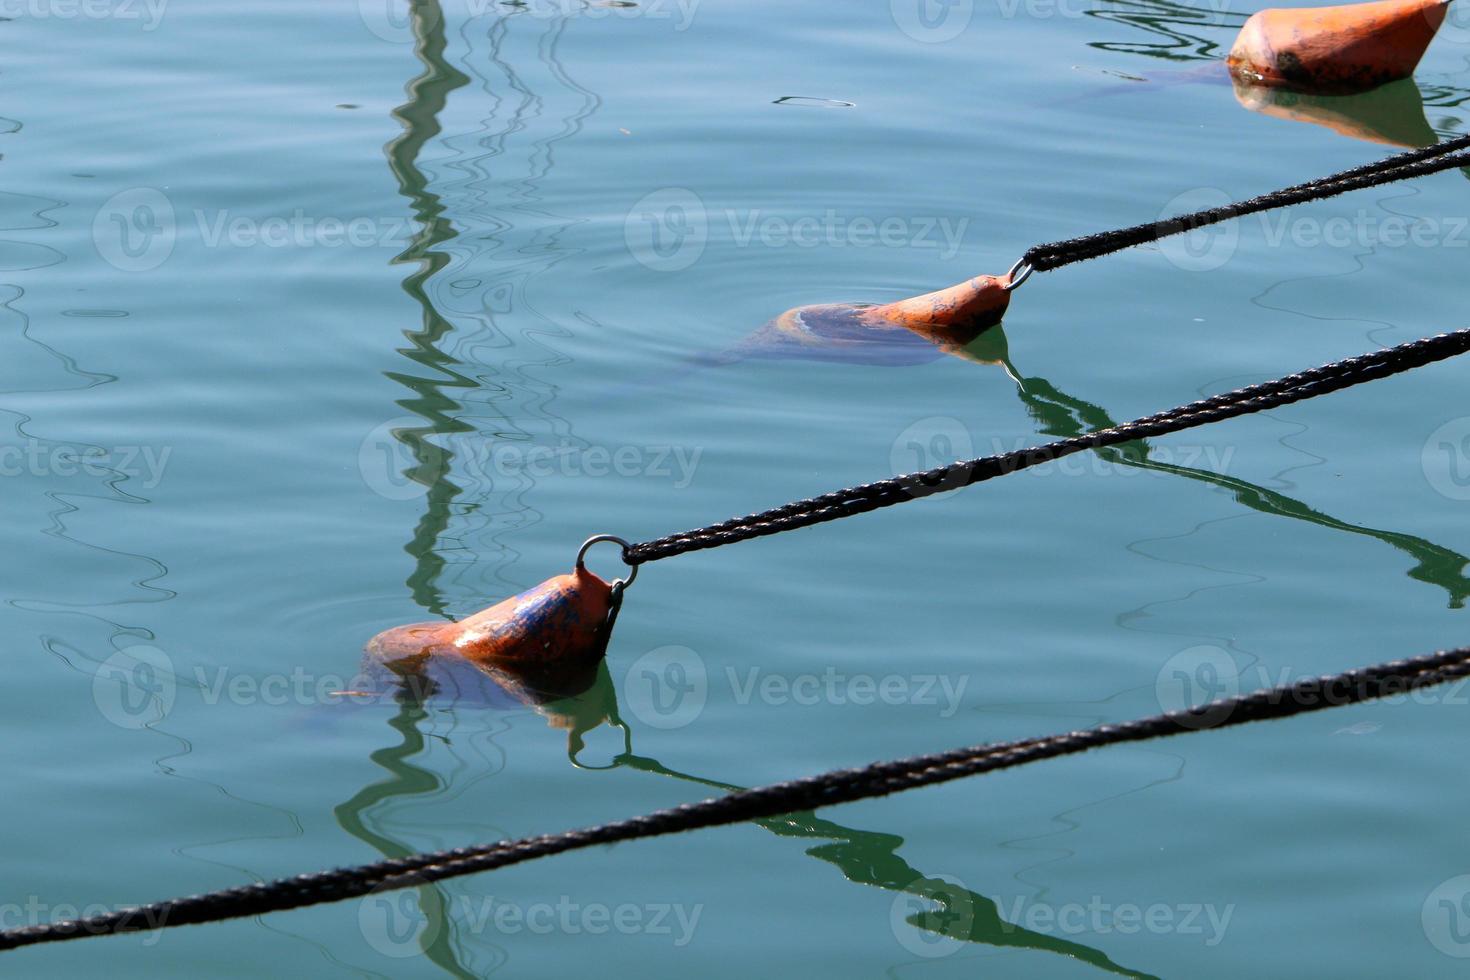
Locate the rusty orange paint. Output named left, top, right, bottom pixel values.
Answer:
left=1228, top=0, right=1451, bottom=93
left=367, top=566, right=616, bottom=697
left=751, top=273, right=1012, bottom=366
left=859, top=274, right=1012, bottom=340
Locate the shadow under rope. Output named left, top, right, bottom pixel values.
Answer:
left=611, top=746, right=1162, bottom=979
left=339, top=660, right=1162, bottom=978
left=970, top=326, right=1470, bottom=609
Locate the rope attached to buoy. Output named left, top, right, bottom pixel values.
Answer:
left=6, top=641, right=1469, bottom=950
left=619, top=328, right=1470, bottom=566
left=1005, top=131, right=1470, bottom=284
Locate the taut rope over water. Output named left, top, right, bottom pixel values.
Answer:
left=1007, top=131, right=1470, bottom=282
left=5, top=642, right=1469, bottom=950
left=619, top=328, right=1470, bottom=565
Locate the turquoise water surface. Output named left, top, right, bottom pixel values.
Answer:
left=4, top=0, right=1470, bottom=976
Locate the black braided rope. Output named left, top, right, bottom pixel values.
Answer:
left=1020, top=133, right=1470, bottom=272
left=6, top=643, right=1469, bottom=950
left=623, top=329, right=1470, bottom=565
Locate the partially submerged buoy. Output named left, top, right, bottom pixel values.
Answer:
left=367, top=564, right=621, bottom=701
left=751, top=273, right=1012, bottom=364
left=1228, top=0, right=1452, bottom=93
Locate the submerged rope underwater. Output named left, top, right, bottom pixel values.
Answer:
left=5, top=642, right=1469, bottom=950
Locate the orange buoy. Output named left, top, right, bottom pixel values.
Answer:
left=859, top=273, right=1012, bottom=339
left=750, top=272, right=1012, bottom=365
left=1227, top=0, right=1452, bottom=93
left=367, top=563, right=622, bottom=700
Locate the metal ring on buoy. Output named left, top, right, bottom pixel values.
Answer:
left=1003, top=259, right=1034, bottom=292
left=577, top=534, right=638, bottom=590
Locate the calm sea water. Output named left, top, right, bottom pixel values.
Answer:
left=4, top=0, right=1470, bottom=975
